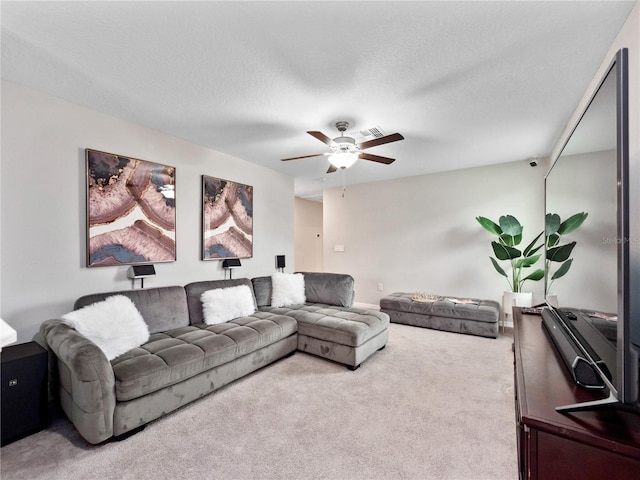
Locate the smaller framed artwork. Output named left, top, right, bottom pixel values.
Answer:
left=202, top=175, right=253, bottom=260
left=86, top=149, right=176, bottom=267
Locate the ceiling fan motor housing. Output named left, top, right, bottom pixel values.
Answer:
left=332, top=135, right=357, bottom=153
left=334, top=121, right=350, bottom=132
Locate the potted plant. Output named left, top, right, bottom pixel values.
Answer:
left=476, top=215, right=544, bottom=316
left=544, top=212, right=588, bottom=304
left=476, top=214, right=545, bottom=292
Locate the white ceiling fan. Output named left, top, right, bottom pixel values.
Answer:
left=282, top=121, right=404, bottom=173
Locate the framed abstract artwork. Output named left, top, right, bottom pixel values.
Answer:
left=86, top=149, right=176, bottom=267
left=202, top=175, right=253, bottom=260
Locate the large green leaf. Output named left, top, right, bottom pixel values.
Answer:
left=476, top=216, right=502, bottom=236
left=499, top=215, right=523, bottom=236
left=557, top=212, right=588, bottom=235
left=546, top=233, right=560, bottom=248
left=523, top=231, right=543, bottom=257
left=500, top=232, right=522, bottom=247
left=551, top=259, right=573, bottom=280
left=545, top=213, right=561, bottom=236
left=522, top=269, right=545, bottom=282
left=490, top=257, right=508, bottom=278
left=547, top=241, right=576, bottom=262
left=515, top=254, right=541, bottom=269
left=526, top=244, right=543, bottom=258
left=491, top=241, right=521, bottom=260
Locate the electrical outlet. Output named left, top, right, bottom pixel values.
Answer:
left=377, top=283, right=384, bottom=291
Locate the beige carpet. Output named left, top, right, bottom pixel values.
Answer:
left=0, top=323, right=517, bottom=480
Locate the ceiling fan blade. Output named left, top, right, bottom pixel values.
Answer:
left=281, top=153, right=326, bottom=161
left=358, top=132, right=404, bottom=150
left=359, top=152, right=396, bottom=165
left=307, top=131, right=335, bottom=146
left=326, top=164, right=338, bottom=174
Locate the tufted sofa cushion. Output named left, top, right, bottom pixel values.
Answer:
left=110, top=312, right=297, bottom=401
left=74, top=286, right=189, bottom=334
left=259, top=304, right=388, bottom=347
left=252, top=272, right=355, bottom=308
left=251, top=276, right=273, bottom=307
left=184, top=278, right=257, bottom=325
left=299, top=272, right=355, bottom=307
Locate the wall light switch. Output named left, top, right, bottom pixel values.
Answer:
left=334, top=245, right=345, bottom=252
left=377, top=283, right=384, bottom=291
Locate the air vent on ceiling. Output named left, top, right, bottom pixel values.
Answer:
left=345, top=126, right=385, bottom=143
left=362, top=126, right=384, bottom=138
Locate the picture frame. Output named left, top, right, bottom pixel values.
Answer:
left=86, top=149, right=176, bottom=267
left=202, top=175, right=253, bottom=260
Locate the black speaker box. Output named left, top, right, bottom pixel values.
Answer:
left=1, top=342, right=48, bottom=445
left=127, top=264, right=156, bottom=278
left=222, top=258, right=242, bottom=268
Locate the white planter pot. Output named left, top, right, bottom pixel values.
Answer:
left=502, top=291, right=533, bottom=322
left=546, top=294, right=559, bottom=307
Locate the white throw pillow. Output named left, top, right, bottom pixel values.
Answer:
left=61, top=295, right=150, bottom=361
left=201, top=285, right=256, bottom=325
left=271, top=272, right=306, bottom=307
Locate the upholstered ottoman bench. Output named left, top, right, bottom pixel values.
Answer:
left=379, top=292, right=500, bottom=339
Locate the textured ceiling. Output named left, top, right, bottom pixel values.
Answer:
left=1, top=1, right=636, bottom=200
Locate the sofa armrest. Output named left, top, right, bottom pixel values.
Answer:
left=40, top=319, right=116, bottom=444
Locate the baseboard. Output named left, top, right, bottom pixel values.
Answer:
left=353, top=302, right=380, bottom=311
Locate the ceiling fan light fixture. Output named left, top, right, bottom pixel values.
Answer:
left=328, top=152, right=358, bottom=169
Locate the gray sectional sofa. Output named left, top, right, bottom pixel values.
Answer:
left=40, top=273, right=389, bottom=444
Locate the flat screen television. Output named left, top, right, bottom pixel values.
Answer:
left=542, top=47, right=639, bottom=412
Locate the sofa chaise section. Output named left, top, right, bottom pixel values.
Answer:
left=252, top=272, right=389, bottom=370
left=270, top=304, right=389, bottom=370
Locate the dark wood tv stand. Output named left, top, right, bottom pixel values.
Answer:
left=513, top=307, right=640, bottom=479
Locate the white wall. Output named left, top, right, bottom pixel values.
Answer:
left=323, top=160, right=547, bottom=307
left=1, top=81, right=295, bottom=343
left=323, top=4, right=640, bottom=311
left=294, top=197, right=323, bottom=272
left=550, top=4, right=639, bottom=166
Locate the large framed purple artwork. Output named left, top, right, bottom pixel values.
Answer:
left=202, top=175, right=253, bottom=260
left=86, top=149, right=176, bottom=267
